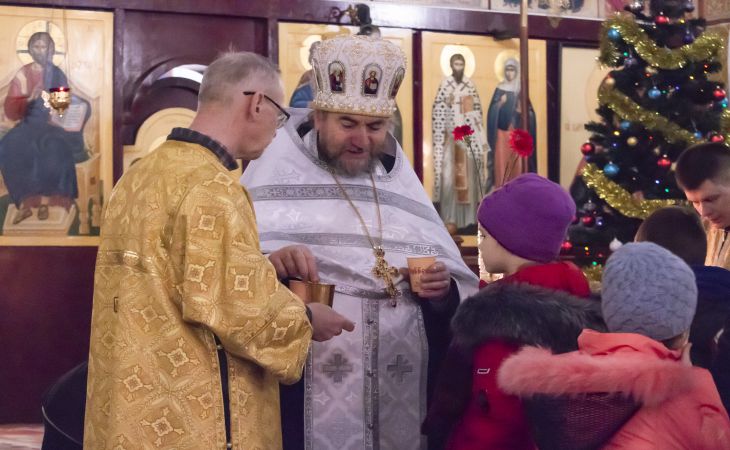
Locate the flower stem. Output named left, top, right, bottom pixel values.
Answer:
left=464, top=135, right=485, bottom=199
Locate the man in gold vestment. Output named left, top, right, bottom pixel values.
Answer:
left=677, top=142, right=730, bottom=269
left=84, top=52, right=353, bottom=449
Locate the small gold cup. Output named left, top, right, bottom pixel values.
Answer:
left=307, top=282, right=335, bottom=307
left=49, top=87, right=71, bottom=116
left=288, top=279, right=335, bottom=307
left=407, top=256, right=436, bottom=293
left=288, top=279, right=310, bottom=303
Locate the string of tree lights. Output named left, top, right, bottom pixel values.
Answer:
left=563, top=0, right=730, bottom=274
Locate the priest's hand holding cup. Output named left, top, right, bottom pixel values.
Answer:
left=269, top=245, right=319, bottom=282
left=307, top=303, right=356, bottom=342
left=414, top=261, right=451, bottom=301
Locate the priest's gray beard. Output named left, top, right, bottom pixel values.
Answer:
left=317, top=137, right=386, bottom=177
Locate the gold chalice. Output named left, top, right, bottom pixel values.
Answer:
left=48, top=86, right=71, bottom=116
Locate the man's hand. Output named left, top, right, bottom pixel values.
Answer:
left=268, top=245, right=319, bottom=282
left=307, top=303, right=355, bottom=342
left=415, top=262, right=452, bottom=301
left=399, top=261, right=452, bottom=301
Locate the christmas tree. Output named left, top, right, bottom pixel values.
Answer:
left=563, top=0, right=730, bottom=276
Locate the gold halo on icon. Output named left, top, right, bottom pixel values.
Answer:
left=494, top=49, right=520, bottom=83
left=439, top=45, right=476, bottom=78
left=16, top=20, right=66, bottom=66
left=298, top=27, right=351, bottom=71
left=299, top=35, right=321, bottom=71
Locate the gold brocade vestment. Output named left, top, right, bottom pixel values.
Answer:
left=84, top=140, right=312, bottom=449
left=706, top=223, right=730, bottom=270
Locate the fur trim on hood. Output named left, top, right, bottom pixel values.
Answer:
left=451, top=282, right=605, bottom=353
left=498, top=346, right=697, bottom=407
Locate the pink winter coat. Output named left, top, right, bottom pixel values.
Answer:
left=499, top=329, right=730, bottom=449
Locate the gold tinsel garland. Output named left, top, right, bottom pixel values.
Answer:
left=600, top=14, right=724, bottom=69
left=581, top=163, right=684, bottom=219
left=599, top=82, right=730, bottom=144
left=582, top=264, right=604, bottom=288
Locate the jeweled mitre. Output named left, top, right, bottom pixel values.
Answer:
left=310, top=35, right=406, bottom=118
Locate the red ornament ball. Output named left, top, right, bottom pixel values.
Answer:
left=714, top=88, right=727, bottom=101
left=581, top=215, right=596, bottom=227
left=580, top=142, right=595, bottom=155
left=657, top=157, right=672, bottom=168
left=561, top=241, right=573, bottom=252
left=655, top=15, right=669, bottom=25
left=710, top=134, right=725, bottom=143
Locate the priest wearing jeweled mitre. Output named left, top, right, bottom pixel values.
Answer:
left=241, top=35, right=479, bottom=450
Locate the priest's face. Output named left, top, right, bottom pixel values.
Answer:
left=237, top=82, right=287, bottom=160
left=314, top=112, right=388, bottom=176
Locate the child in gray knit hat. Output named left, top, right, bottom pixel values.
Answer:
left=601, top=241, right=697, bottom=349
left=497, top=241, right=730, bottom=449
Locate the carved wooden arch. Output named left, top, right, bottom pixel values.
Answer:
left=123, top=58, right=205, bottom=146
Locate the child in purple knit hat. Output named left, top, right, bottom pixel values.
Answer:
left=477, top=173, right=590, bottom=295
left=423, top=173, right=600, bottom=450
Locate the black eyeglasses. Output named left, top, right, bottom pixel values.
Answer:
left=243, top=91, right=290, bottom=129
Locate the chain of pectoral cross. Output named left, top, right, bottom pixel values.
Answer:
left=330, top=169, right=401, bottom=306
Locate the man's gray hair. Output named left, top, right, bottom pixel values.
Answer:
left=198, top=52, right=280, bottom=105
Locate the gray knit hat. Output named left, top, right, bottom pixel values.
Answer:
left=602, top=242, right=697, bottom=341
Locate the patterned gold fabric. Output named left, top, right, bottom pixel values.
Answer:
left=84, top=140, right=312, bottom=449
left=706, top=223, right=730, bottom=270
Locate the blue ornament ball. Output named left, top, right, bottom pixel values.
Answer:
left=620, top=121, right=631, bottom=130
left=648, top=87, right=662, bottom=99
left=683, top=31, right=695, bottom=45
left=607, top=28, right=621, bottom=41
left=694, top=131, right=704, bottom=139
left=604, top=163, right=620, bottom=177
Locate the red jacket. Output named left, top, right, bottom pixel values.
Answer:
left=424, top=262, right=590, bottom=450
left=500, top=261, right=591, bottom=297
left=430, top=262, right=593, bottom=450
left=500, top=330, right=730, bottom=449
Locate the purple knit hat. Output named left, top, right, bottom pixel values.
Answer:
left=477, top=173, right=575, bottom=263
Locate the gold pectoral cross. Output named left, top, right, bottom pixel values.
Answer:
left=372, top=246, right=401, bottom=306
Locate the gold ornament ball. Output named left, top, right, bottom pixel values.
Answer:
left=627, top=136, right=638, bottom=146
left=646, top=67, right=658, bottom=75
left=653, top=147, right=661, bottom=155
left=604, top=77, right=616, bottom=87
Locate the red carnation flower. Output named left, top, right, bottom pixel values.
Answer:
left=509, top=128, right=534, bottom=158
left=452, top=125, right=475, bottom=142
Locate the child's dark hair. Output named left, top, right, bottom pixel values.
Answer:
left=635, top=206, right=707, bottom=266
